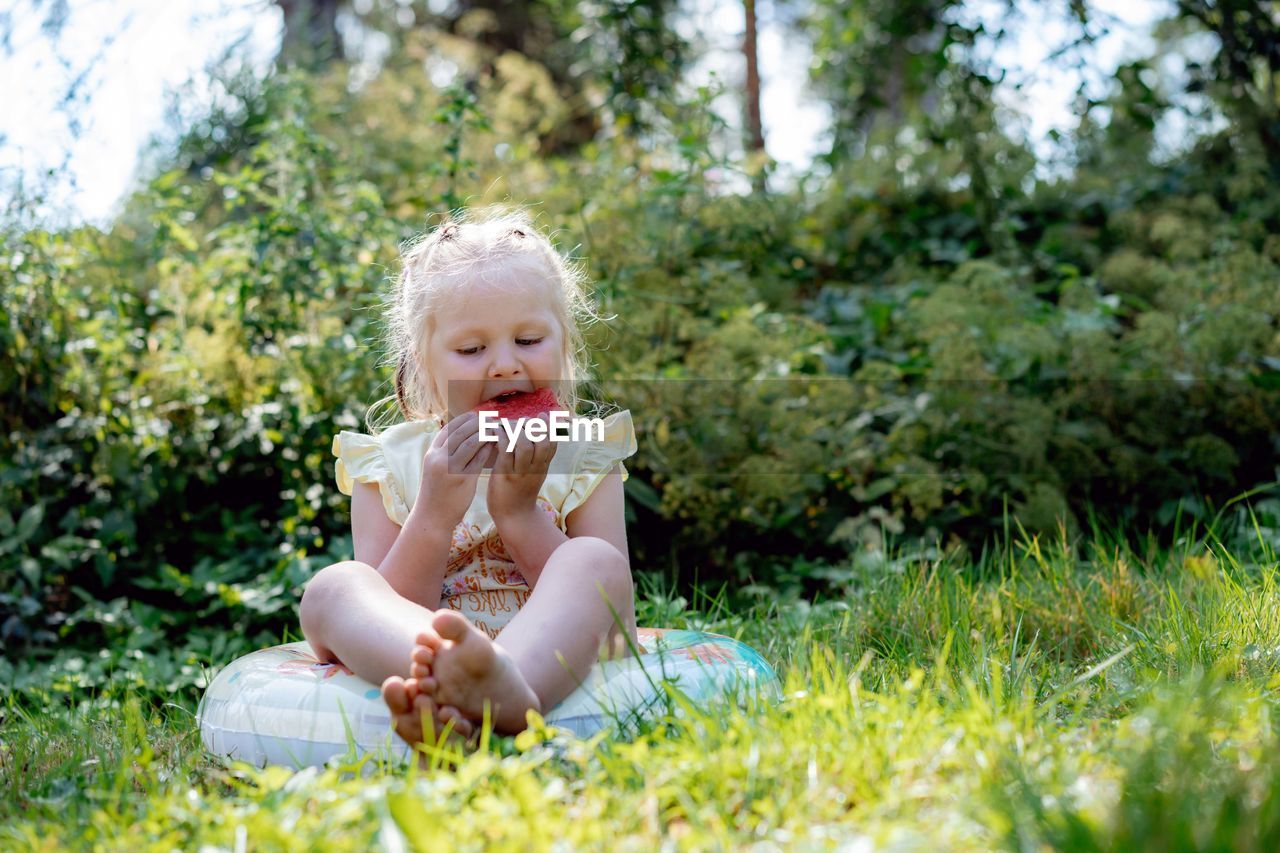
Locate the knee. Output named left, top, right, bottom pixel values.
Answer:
left=556, top=537, right=632, bottom=604
left=299, top=560, right=376, bottom=632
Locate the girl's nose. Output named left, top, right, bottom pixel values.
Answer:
left=487, top=344, right=522, bottom=377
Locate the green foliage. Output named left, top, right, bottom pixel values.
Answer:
left=578, top=152, right=1278, bottom=577
left=5, top=538, right=1280, bottom=847
left=547, top=0, right=689, bottom=136
left=805, top=0, right=962, bottom=155
left=5, top=8, right=1280, bottom=843
left=3, top=20, right=1280, bottom=664
left=1167, top=0, right=1280, bottom=177
left=1, top=72, right=399, bottom=659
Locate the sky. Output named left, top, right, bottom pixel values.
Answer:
left=0, top=0, right=1172, bottom=227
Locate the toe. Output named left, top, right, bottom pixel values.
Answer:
left=432, top=610, right=470, bottom=642
left=381, top=676, right=410, bottom=714
left=415, top=630, right=443, bottom=651
left=412, top=645, right=435, bottom=666
left=411, top=661, right=431, bottom=679
left=439, top=705, right=475, bottom=739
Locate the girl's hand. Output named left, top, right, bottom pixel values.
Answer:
left=410, top=412, right=498, bottom=532
left=486, top=424, right=556, bottom=524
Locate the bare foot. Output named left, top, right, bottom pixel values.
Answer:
left=382, top=675, right=432, bottom=746
left=381, top=675, right=474, bottom=749
left=426, top=610, right=540, bottom=733
left=408, top=633, right=475, bottom=743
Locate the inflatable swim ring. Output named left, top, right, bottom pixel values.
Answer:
left=198, top=628, right=779, bottom=768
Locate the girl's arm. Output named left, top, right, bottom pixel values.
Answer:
left=352, top=481, right=453, bottom=609
left=347, top=414, right=492, bottom=608
left=495, top=464, right=629, bottom=588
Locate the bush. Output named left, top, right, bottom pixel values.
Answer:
left=3, top=52, right=1278, bottom=669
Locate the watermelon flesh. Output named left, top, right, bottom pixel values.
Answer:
left=473, top=387, right=561, bottom=421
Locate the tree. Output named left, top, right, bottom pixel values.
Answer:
left=743, top=0, right=767, bottom=194
left=1174, top=0, right=1280, bottom=175
left=803, top=0, right=961, bottom=159
left=744, top=0, right=764, bottom=157
left=275, top=0, right=344, bottom=71
left=283, top=0, right=692, bottom=149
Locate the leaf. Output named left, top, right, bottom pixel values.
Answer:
left=15, top=504, right=44, bottom=544
left=386, top=788, right=450, bottom=853
left=168, top=222, right=200, bottom=253
left=19, top=556, right=41, bottom=589
left=39, top=541, right=72, bottom=570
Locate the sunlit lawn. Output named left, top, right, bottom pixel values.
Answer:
left=4, top=530, right=1280, bottom=850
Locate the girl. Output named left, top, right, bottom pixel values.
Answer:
left=299, top=209, right=638, bottom=744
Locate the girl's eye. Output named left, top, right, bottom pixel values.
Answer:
left=517, top=338, right=543, bottom=346
left=456, top=338, right=542, bottom=355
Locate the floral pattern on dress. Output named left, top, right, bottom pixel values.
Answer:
left=439, top=494, right=559, bottom=598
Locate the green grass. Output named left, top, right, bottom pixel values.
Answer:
left=3, top=528, right=1280, bottom=850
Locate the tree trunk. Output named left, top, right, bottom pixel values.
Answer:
left=275, top=0, right=344, bottom=71
left=744, top=0, right=766, bottom=192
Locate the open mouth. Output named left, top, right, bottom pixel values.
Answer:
left=474, top=387, right=560, bottom=420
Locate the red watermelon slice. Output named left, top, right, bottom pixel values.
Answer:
left=473, top=387, right=561, bottom=421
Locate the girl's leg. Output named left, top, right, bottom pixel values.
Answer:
left=413, top=537, right=634, bottom=732
left=298, top=560, right=435, bottom=682
left=497, top=536, right=637, bottom=706
left=300, top=561, right=475, bottom=744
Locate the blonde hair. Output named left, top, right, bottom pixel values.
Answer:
left=367, top=207, right=609, bottom=431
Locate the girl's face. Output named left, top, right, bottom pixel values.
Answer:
left=426, top=267, right=565, bottom=419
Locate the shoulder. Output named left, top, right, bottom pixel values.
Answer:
left=370, top=418, right=441, bottom=491
left=332, top=418, right=441, bottom=471
left=379, top=417, right=442, bottom=446
left=573, top=409, right=636, bottom=469
left=547, top=408, right=633, bottom=482
left=332, top=418, right=441, bottom=525
left=544, top=408, right=636, bottom=525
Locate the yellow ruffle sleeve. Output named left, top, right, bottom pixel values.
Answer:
left=332, top=430, right=411, bottom=526
left=560, top=410, right=638, bottom=522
